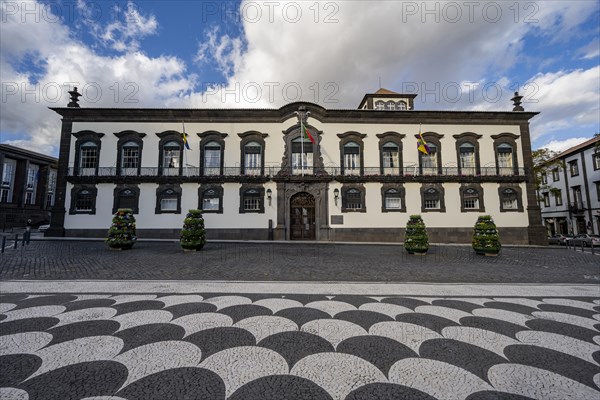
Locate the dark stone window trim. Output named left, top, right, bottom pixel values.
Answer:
left=155, top=183, right=182, bottom=214
left=569, top=160, right=579, bottom=177
left=459, top=183, right=485, bottom=212
left=156, top=131, right=184, bottom=176
left=420, top=183, right=446, bottom=213
left=73, top=131, right=104, bottom=176
left=453, top=132, right=483, bottom=175
left=593, top=152, right=600, bottom=170
left=115, top=130, right=146, bottom=176
left=280, top=124, right=324, bottom=172
left=199, top=184, right=224, bottom=214
left=69, top=185, right=97, bottom=215
left=239, top=183, right=265, bottom=214
left=381, top=183, right=406, bottom=213
left=341, top=183, right=366, bottom=213
left=491, top=133, right=520, bottom=175
left=416, top=132, right=444, bottom=175
left=338, top=132, right=367, bottom=175
left=498, top=184, right=524, bottom=212
left=112, top=184, right=140, bottom=214
left=377, top=132, right=405, bottom=175
left=198, top=131, right=227, bottom=176
left=238, top=131, right=268, bottom=175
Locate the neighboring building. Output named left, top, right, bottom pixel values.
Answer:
left=46, top=87, right=545, bottom=244
left=538, top=136, right=600, bottom=236
left=0, top=144, right=58, bottom=229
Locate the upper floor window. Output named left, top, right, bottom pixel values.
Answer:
left=554, top=190, right=563, bottom=206
left=542, top=192, right=550, bottom=207
left=397, top=101, right=407, bottom=110
left=46, top=170, right=57, bottom=208
left=1, top=159, right=16, bottom=203
left=79, top=142, right=98, bottom=173
left=343, top=142, right=361, bottom=175
left=375, top=101, right=385, bottom=110
left=459, top=142, right=476, bottom=176
left=162, top=141, right=181, bottom=176
left=244, top=141, right=262, bottom=176
left=420, top=143, right=438, bottom=175
left=593, top=153, right=600, bottom=170
left=541, top=172, right=547, bottom=184
left=569, top=160, right=579, bottom=176
left=386, top=101, right=396, bottom=110
left=121, top=141, right=140, bottom=175
left=203, top=141, right=221, bottom=176
left=292, top=136, right=313, bottom=174
left=496, top=143, right=514, bottom=176
left=25, top=164, right=39, bottom=205
left=552, top=168, right=560, bottom=182
left=382, top=142, right=400, bottom=175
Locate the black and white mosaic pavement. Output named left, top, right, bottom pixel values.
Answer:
left=1, top=282, right=599, bottom=400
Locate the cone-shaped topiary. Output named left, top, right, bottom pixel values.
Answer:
left=180, top=209, right=206, bottom=251
left=106, top=208, right=137, bottom=249
left=472, top=215, right=501, bottom=255
left=404, top=215, right=429, bottom=254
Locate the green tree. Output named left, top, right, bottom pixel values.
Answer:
left=532, top=148, right=564, bottom=201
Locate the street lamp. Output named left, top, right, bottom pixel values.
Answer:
left=334, top=188, right=339, bottom=206
left=266, top=188, right=272, bottom=206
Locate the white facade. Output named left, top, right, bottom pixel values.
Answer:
left=49, top=89, right=544, bottom=244
left=538, top=137, right=600, bottom=236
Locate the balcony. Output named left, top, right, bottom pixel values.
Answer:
left=569, top=201, right=586, bottom=214
left=66, top=165, right=527, bottom=184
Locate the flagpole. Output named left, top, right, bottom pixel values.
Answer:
left=301, top=116, right=304, bottom=177
left=182, top=121, right=187, bottom=173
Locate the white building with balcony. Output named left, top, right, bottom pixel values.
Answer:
left=46, top=88, right=545, bottom=244
left=538, top=136, right=600, bottom=236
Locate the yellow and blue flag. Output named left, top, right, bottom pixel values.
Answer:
left=181, top=122, right=190, bottom=150
left=417, top=129, right=430, bottom=155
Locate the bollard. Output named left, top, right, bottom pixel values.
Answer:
left=26, top=230, right=31, bottom=245
left=22, top=233, right=26, bottom=247
left=14, top=234, right=18, bottom=249
left=592, top=243, right=595, bottom=255
left=1, top=236, right=5, bottom=253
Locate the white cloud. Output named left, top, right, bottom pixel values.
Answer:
left=538, top=137, right=591, bottom=153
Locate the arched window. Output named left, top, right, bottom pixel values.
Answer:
left=244, top=141, right=262, bottom=176
left=375, top=101, right=385, bottom=110
left=121, top=141, right=140, bottom=176
left=239, top=186, right=264, bottom=213
left=382, top=142, right=400, bottom=175
left=70, top=186, right=97, bottom=214
left=344, top=188, right=362, bottom=210
left=162, top=141, right=181, bottom=176
left=386, top=101, right=396, bottom=111
left=79, top=141, right=98, bottom=176
left=497, top=143, right=514, bottom=175
left=397, top=101, right=407, bottom=110
left=203, top=141, right=221, bottom=176
left=291, top=136, right=313, bottom=174
left=343, top=142, right=360, bottom=175
left=421, top=143, right=438, bottom=175
left=459, top=142, right=476, bottom=176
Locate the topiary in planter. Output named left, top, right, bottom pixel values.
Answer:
left=472, top=215, right=501, bottom=255
left=180, top=209, right=206, bottom=251
left=106, top=208, right=137, bottom=250
left=404, top=215, right=429, bottom=254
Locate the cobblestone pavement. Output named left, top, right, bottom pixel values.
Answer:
left=0, top=240, right=599, bottom=283
left=0, top=281, right=599, bottom=400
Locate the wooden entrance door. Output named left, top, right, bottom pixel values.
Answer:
left=290, top=192, right=316, bottom=240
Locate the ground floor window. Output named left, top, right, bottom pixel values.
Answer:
left=70, top=186, right=97, bottom=214
left=499, top=186, right=523, bottom=212
left=239, top=185, right=264, bottom=213
left=341, top=185, right=366, bottom=213
left=155, top=184, right=181, bottom=214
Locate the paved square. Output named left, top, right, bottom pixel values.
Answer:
left=1, top=242, right=599, bottom=399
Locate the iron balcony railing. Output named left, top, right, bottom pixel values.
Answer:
left=67, top=166, right=526, bottom=178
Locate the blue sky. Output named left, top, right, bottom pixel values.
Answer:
left=1, top=0, right=599, bottom=156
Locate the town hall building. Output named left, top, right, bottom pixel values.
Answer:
left=46, top=88, right=545, bottom=245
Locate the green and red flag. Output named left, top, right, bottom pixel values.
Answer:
left=303, top=125, right=316, bottom=144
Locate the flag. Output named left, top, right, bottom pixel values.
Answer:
left=417, top=130, right=430, bottom=155
left=303, top=125, right=316, bottom=144
left=181, top=122, right=190, bottom=150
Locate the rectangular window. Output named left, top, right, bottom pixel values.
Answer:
left=204, top=147, right=221, bottom=176
left=597, top=183, right=600, bottom=201
left=463, top=198, right=478, bottom=209
left=502, top=198, right=517, bottom=210
left=541, top=172, right=547, bottom=184
left=497, top=151, right=513, bottom=175
left=460, top=151, right=476, bottom=176
left=344, top=153, right=360, bottom=175
left=122, top=147, right=140, bottom=169
left=160, top=198, right=177, bottom=211
left=25, top=191, right=34, bottom=205
left=244, top=198, right=261, bottom=211
left=424, top=199, right=440, bottom=209
left=382, top=150, right=400, bottom=175
left=75, top=193, right=94, bottom=211
left=552, top=168, right=560, bottom=182
left=292, top=152, right=314, bottom=174
left=569, top=160, right=579, bottom=176
left=543, top=192, right=550, bottom=207
left=80, top=147, right=98, bottom=169
left=0, top=188, right=9, bottom=203
left=203, top=197, right=220, bottom=211
left=244, top=152, right=262, bottom=176
left=554, top=190, right=563, bottom=206
left=2, top=161, right=15, bottom=186
left=385, top=196, right=402, bottom=209
left=593, top=153, right=600, bottom=170
left=421, top=152, right=438, bottom=175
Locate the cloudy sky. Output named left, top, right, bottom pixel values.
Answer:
left=1, top=0, right=599, bottom=156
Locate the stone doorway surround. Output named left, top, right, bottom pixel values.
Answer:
left=274, top=182, right=329, bottom=240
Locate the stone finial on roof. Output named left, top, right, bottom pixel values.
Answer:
left=511, top=91, right=524, bottom=112
left=67, top=87, right=81, bottom=108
